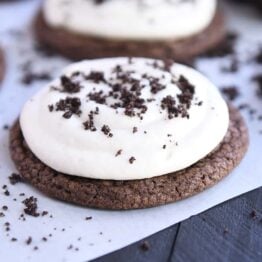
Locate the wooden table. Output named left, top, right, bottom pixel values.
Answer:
left=93, top=187, right=262, bottom=262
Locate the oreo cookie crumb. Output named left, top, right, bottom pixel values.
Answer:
left=9, top=173, right=24, bottom=185
left=41, top=211, right=48, bottom=216
left=252, top=74, right=262, bottom=98
left=140, top=241, right=150, bottom=251
left=42, top=237, right=47, bottom=242
left=21, top=71, right=51, bottom=85
left=22, top=196, right=39, bottom=217
left=221, top=86, right=240, bottom=101
left=221, top=57, right=239, bottom=73
left=3, top=124, right=9, bottom=130
left=56, top=97, right=82, bottom=119
left=129, top=157, right=136, bottom=164
left=4, top=190, right=10, bottom=196
left=250, top=210, right=257, bottom=220
left=115, top=149, right=122, bottom=157
left=255, top=48, right=262, bottom=64
left=2, top=205, right=8, bottom=211
left=101, top=125, right=113, bottom=137
left=60, top=75, right=81, bottom=93
left=223, top=228, right=229, bottom=235
left=26, top=237, right=32, bottom=245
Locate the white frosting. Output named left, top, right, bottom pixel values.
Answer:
left=20, top=58, right=229, bottom=181
left=43, top=0, right=217, bottom=40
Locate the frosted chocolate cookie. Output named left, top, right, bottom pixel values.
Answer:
left=34, top=0, right=225, bottom=62
left=10, top=58, right=248, bottom=210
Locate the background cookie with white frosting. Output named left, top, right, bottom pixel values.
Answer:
left=10, top=58, right=249, bottom=209
left=34, top=0, right=225, bottom=62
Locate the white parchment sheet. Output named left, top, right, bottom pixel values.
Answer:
left=0, top=1, right=261, bottom=261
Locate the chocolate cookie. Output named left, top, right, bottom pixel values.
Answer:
left=9, top=105, right=248, bottom=210
left=0, top=47, right=5, bottom=83
left=34, top=10, right=225, bottom=63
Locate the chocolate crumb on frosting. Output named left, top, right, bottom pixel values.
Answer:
left=52, top=97, right=82, bottom=119
left=85, top=71, right=107, bottom=84
left=48, top=60, right=196, bottom=136
left=133, top=126, right=138, bottom=133
left=101, top=125, right=113, bottom=137
left=83, top=110, right=97, bottom=132
left=115, top=149, right=122, bottom=157
left=129, top=156, right=136, bottom=164
left=60, top=75, right=81, bottom=93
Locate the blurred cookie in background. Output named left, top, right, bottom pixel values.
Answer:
left=34, top=0, right=226, bottom=63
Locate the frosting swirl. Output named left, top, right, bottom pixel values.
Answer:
left=20, top=58, right=229, bottom=180
left=43, top=0, right=217, bottom=40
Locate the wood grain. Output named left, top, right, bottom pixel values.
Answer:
left=93, top=187, right=262, bottom=262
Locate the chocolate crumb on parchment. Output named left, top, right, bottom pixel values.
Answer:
left=201, top=32, right=238, bottom=58
left=22, top=72, right=51, bottom=86
left=26, top=236, right=32, bottom=245
left=221, top=57, right=239, bottom=73
left=2, top=205, right=8, bottom=211
left=221, top=86, right=240, bottom=101
left=3, top=124, right=9, bottom=130
left=9, top=173, right=24, bottom=185
left=252, top=74, right=262, bottom=98
left=4, top=189, right=10, bottom=196
left=254, top=48, right=262, bottom=64
left=22, top=196, right=40, bottom=217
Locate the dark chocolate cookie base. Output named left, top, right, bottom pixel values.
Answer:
left=10, top=105, right=248, bottom=210
left=34, top=10, right=225, bottom=63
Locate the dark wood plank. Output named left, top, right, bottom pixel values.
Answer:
left=170, top=188, right=262, bottom=262
left=94, top=224, right=179, bottom=262
left=93, top=187, right=262, bottom=262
